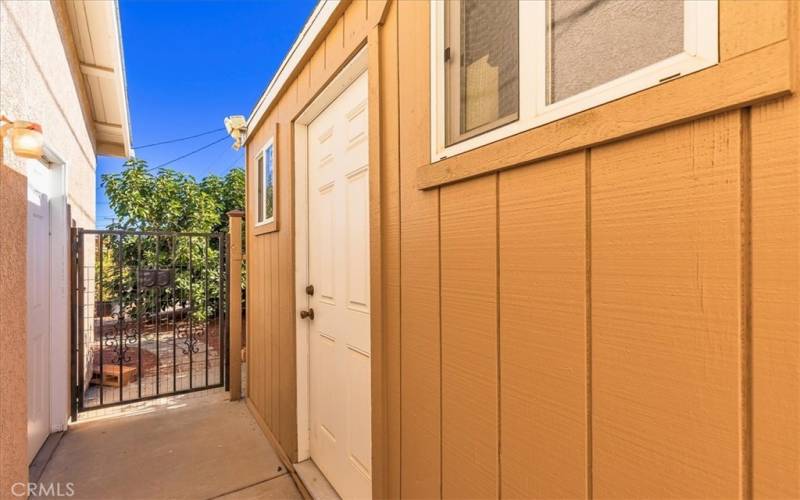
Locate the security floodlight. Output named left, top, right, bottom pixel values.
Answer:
left=225, top=115, right=247, bottom=151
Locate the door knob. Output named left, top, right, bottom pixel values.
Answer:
left=299, top=308, right=315, bottom=320
left=305, top=285, right=314, bottom=296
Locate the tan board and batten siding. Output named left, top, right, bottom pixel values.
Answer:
left=244, top=1, right=799, bottom=498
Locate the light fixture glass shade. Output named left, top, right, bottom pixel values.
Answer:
left=10, top=123, right=43, bottom=159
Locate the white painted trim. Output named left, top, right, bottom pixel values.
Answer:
left=38, top=145, right=71, bottom=432
left=105, top=0, right=133, bottom=157
left=430, top=0, right=719, bottom=161
left=293, top=47, right=368, bottom=463
left=521, top=0, right=540, bottom=127
left=255, top=137, right=277, bottom=226
left=245, top=0, right=340, bottom=141
left=429, top=1, right=443, bottom=158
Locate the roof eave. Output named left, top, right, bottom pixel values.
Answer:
left=110, top=0, right=133, bottom=158
left=244, top=0, right=339, bottom=145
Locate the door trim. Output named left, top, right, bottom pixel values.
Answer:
left=42, top=145, right=70, bottom=433
left=294, top=47, right=369, bottom=464
left=27, top=144, right=70, bottom=445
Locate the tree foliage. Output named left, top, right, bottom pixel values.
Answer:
left=98, top=158, right=245, bottom=322
left=102, top=157, right=243, bottom=233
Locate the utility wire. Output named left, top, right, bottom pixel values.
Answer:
left=95, top=135, right=239, bottom=191
left=133, top=127, right=225, bottom=149
left=200, top=142, right=235, bottom=175
left=151, top=135, right=230, bottom=170
left=225, top=150, right=245, bottom=171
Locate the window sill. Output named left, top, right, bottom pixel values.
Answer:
left=253, top=220, right=278, bottom=236
left=417, top=40, right=792, bottom=190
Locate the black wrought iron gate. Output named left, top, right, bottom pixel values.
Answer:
left=70, top=229, right=228, bottom=417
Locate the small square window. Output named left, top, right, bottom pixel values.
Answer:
left=256, top=139, right=276, bottom=226
left=256, top=155, right=264, bottom=222
left=263, top=144, right=274, bottom=221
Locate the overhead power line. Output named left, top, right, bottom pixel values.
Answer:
left=95, top=135, right=238, bottom=189
left=151, top=135, right=230, bottom=170
left=225, top=150, right=245, bottom=171
left=200, top=142, right=235, bottom=175
left=133, top=127, right=225, bottom=149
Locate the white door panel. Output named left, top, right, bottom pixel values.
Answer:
left=27, top=159, right=51, bottom=464
left=307, top=70, right=371, bottom=499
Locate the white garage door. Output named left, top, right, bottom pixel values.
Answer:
left=306, top=70, right=371, bottom=499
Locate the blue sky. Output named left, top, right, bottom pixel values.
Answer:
left=96, top=0, right=317, bottom=227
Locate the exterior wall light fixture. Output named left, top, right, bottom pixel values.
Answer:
left=224, top=115, right=247, bottom=151
left=0, top=114, right=44, bottom=159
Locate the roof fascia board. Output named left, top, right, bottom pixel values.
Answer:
left=108, top=0, right=133, bottom=157
left=244, top=0, right=341, bottom=144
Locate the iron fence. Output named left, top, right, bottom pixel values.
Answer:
left=71, top=229, right=228, bottom=416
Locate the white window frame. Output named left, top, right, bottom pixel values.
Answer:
left=430, top=0, right=719, bottom=162
left=256, top=137, right=277, bottom=226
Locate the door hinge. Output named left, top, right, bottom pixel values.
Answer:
left=444, top=46, right=451, bottom=62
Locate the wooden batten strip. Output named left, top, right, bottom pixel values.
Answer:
left=494, top=173, right=501, bottom=499
left=367, top=25, right=387, bottom=500
left=739, top=107, right=754, bottom=500
left=584, top=148, right=593, bottom=499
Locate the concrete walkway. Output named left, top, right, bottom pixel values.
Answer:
left=38, top=391, right=301, bottom=499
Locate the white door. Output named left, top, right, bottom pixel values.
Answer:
left=27, top=159, right=51, bottom=463
left=306, top=70, right=371, bottom=499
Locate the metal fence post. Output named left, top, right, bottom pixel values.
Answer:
left=70, top=224, right=79, bottom=420
left=227, top=210, right=244, bottom=401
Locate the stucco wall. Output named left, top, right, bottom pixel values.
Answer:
left=0, top=161, right=28, bottom=499
left=1, top=0, right=97, bottom=229
left=1, top=1, right=98, bottom=496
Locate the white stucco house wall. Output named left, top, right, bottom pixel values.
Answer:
left=0, top=0, right=132, bottom=492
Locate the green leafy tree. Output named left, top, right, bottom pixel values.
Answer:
left=99, top=158, right=244, bottom=322
left=102, top=158, right=243, bottom=233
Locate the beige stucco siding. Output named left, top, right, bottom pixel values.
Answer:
left=1, top=0, right=97, bottom=229
left=1, top=1, right=103, bottom=495
left=0, top=162, right=28, bottom=500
